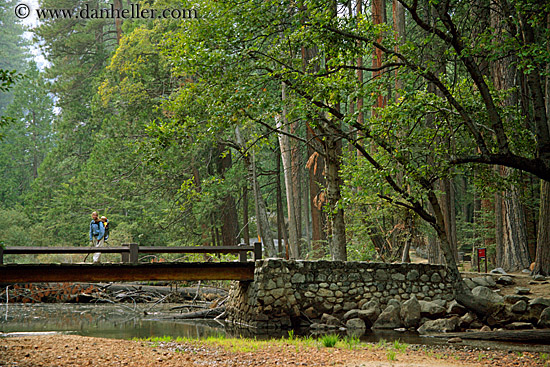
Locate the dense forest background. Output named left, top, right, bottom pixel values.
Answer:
left=0, top=0, right=549, bottom=275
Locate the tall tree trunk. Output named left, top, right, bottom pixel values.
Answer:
left=235, top=126, right=276, bottom=256
left=356, top=0, right=364, bottom=144
left=495, top=170, right=532, bottom=272
left=534, top=180, right=550, bottom=275
left=210, top=215, right=217, bottom=247
left=499, top=178, right=532, bottom=271
left=114, top=0, right=123, bottom=45
left=277, top=87, right=300, bottom=258
left=522, top=174, right=538, bottom=261
left=534, top=16, right=550, bottom=275
left=276, top=148, right=288, bottom=256
left=242, top=184, right=250, bottom=245
left=300, top=8, right=324, bottom=258
left=392, top=0, right=405, bottom=92
left=217, top=144, right=238, bottom=246
left=302, top=168, right=311, bottom=253
left=491, top=3, right=531, bottom=271
left=472, top=192, right=482, bottom=269
left=372, top=0, right=386, bottom=108
left=324, top=0, right=346, bottom=261
left=191, top=162, right=212, bottom=248
left=495, top=188, right=504, bottom=267
left=31, top=111, right=39, bottom=179
left=440, top=178, right=458, bottom=262
left=251, top=151, right=277, bottom=257
left=307, top=147, right=326, bottom=257
left=325, top=131, right=347, bottom=261
left=290, top=120, right=302, bottom=246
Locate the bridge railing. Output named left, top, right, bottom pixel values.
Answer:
left=0, top=243, right=262, bottom=265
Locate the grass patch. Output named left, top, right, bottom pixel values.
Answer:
left=206, top=332, right=226, bottom=342
left=375, top=338, right=388, bottom=349
left=387, top=350, right=397, bottom=361
left=343, top=336, right=361, bottom=350
left=287, top=330, right=295, bottom=340
left=392, top=339, right=407, bottom=353
left=133, top=335, right=190, bottom=347
left=300, top=335, right=315, bottom=347
left=319, top=334, right=339, bottom=348
left=540, top=353, right=550, bottom=367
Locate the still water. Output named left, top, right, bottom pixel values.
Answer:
left=1, top=303, right=549, bottom=353
left=0, top=303, right=225, bottom=340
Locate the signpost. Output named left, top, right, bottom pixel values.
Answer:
left=477, top=247, right=487, bottom=273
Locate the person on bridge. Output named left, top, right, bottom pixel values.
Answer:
left=101, top=216, right=109, bottom=242
left=89, top=211, right=105, bottom=263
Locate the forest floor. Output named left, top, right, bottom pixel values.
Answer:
left=476, top=271, right=550, bottom=298
left=409, top=251, right=550, bottom=298
left=1, top=334, right=548, bottom=367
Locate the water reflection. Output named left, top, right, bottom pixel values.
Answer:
left=0, top=303, right=225, bottom=340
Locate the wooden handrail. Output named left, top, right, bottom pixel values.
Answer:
left=0, top=243, right=262, bottom=265
left=137, top=245, right=254, bottom=253
left=2, top=247, right=130, bottom=254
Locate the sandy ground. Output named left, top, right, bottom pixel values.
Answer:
left=0, top=334, right=547, bottom=367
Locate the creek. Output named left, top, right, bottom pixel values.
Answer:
left=0, top=303, right=224, bottom=340
left=1, top=303, right=548, bottom=354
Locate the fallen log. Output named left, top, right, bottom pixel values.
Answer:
left=160, top=306, right=226, bottom=320
left=428, top=330, right=550, bottom=344
left=170, top=304, right=212, bottom=311
left=98, top=283, right=227, bottom=300
left=2, top=282, right=228, bottom=303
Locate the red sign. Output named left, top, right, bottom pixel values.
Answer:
left=477, top=248, right=486, bottom=258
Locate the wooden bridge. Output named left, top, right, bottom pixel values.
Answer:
left=0, top=243, right=261, bottom=283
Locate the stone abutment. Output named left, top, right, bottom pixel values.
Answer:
left=225, top=259, right=458, bottom=329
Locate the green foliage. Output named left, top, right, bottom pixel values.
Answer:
left=0, top=62, right=54, bottom=206
left=343, top=336, right=361, bottom=350
left=392, top=339, right=408, bottom=353
left=0, top=69, right=19, bottom=93
left=0, top=0, right=546, bottom=269
left=375, top=339, right=388, bottom=349
left=287, top=329, right=295, bottom=341
left=0, top=208, right=51, bottom=250
left=319, top=334, right=339, bottom=348
left=539, top=353, right=550, bottom=366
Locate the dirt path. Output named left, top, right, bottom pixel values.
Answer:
left=0, top=335, right=547, bottom=367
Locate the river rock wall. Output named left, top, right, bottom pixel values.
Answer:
left=225, top=259, right=458, bottom=329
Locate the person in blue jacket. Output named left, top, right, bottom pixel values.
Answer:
left=89, top=211, right=105, bottom=263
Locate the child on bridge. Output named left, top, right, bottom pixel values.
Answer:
left=89, top=211, right=105, bottom=263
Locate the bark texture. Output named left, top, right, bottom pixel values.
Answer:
left=277, top=99, right=300, bottom=258
left=325, top=132, right=347, bottom=261
left=534, top=179, right=550, bottom=275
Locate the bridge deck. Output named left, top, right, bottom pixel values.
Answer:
left=0, top=262, right=255, bottom=283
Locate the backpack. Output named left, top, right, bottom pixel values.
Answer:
left=90, top=220, right=104, bottom=236
left=103, top=220, right=109, bottom=237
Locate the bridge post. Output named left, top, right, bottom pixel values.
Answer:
left=253, top=242, right=262, bottom=261
left=238, top=243, right=247, bottom=262
left=129, top=243, right=139, bottom=264
left=121, top=244, right=130, bottom=263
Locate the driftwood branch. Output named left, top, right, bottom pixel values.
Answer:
left=430, top=330, right=550, bottom=343
left=161, top=306, right=226, bottom=320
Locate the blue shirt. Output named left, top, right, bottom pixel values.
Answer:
left=90, top=220, right=105, bottom=241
